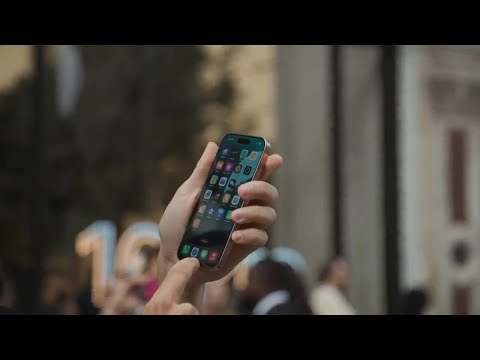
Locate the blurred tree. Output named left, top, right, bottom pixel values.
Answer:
left=0, top=79, right=32, bottom=269
left=0, top=65, right=74, bottom=270
left=71, top=45, right=244, bottom=227
left=0, top=45, right=252, bottom=277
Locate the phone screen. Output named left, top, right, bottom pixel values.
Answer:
left=177, top=134, right=267, bottom=268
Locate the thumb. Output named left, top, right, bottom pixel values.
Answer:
left=184, top=142, right=218, bottom=191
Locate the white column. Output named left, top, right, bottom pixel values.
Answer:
left=273, top=45, right=332, bottom=283
left=342, top=45, right=384, bottom=314
left=398, top=45, right=426, bottom=291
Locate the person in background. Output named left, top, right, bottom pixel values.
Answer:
left=237, top=258, right=312, bottom=315
left=0, top=262, right=18, bottom=315
left=35, top=271, right=78, bottom=315
left=100, top=246, right=160, bottom=315
left=401, top=288, right=428, bottom=315
left=310, top=257, right=356, bottom=315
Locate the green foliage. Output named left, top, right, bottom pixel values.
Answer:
left=0, top=77, right=33, bottom=268
left=0, top=45, right=244, bottom=269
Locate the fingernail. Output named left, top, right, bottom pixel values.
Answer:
left=233, top=232, right=242, bottom=242
left=240, top=185, right=250, bottom=196
left=232, top=210, right=243, bottom=223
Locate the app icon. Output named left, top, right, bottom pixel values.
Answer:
left=219, top=177, right=228, bottom=187
left=231, top=195, right=241, bottom=206
left=234, top=165, right=242, bottom=173
left=181, top=244, right=191, bottom=256
left=208, top=251, right=219, bottom=263
left=222, top=193, right=231, bottom=204
left=207, top=207, right=216, bottom=216
left=240, top=150, right=249, bottom=159
left=244, top=166, right=252, bottom=175
left=225, top=210, right=233, bottom=221
left=229, top=179, right=237, bottom=187
left=204, top=190, right=213, bottom=200
left=249, top=151, right=258, bottom=160
left=216, top=208, right=226, bottom=219
left=214, top=192, right=221, bottom=201
left=192, top=219, right=201, bottom=229
left=215, top=160, right=224, bottom=172
left=197, top=204, right=207, bottom=215
left=210, top=175, right=219, bottom=185
left=200, top=249, right=209, bottom=261
left=221, top=148, right=229, bottom=157
left=224, top=162, right=234, bottom=173
left=191, top=247, right=199, bottom=258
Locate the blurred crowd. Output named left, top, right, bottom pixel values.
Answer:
left=0, top=246, right=429, bottom=315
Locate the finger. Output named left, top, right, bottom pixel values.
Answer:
left=259, top=154, right=283, bottom=182
left=184, top=142, right=218, bottom=191
left=237, top=181, right=279, bottom=204
left=171, top=303, right=200, bottom=315
left=231, top=228, right=269, bottom=247
left=231, top=206, right=277, bottom=228
left=155, top=257, right=200, bottom=304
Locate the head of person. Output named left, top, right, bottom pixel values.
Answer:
left=239, top=258, right=310, bottom=314
left=38, top=271, right=77, bottom=315
left=0, top=264, right=18, bottom=314
left=402, top=289, right=428, bottom=315
left=41, top=272, right=68, bottom=305
left=318, top=256, right=349, bottom=289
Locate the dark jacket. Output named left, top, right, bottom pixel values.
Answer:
left=267, top=299, right=313, bottom=315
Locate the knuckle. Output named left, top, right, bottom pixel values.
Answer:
left=270, top=208, right=277, bottom=222
left=271, top=186, right=279, bottom=201
left=254, top=231, right=268, bottom=246
left=145, top=299, right=169, bottom=315
left=157, top=298, right=171, bottom=310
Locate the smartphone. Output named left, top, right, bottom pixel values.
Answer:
left=177, top=134, right=269, bottom=269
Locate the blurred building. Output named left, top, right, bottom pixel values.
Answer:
left=272, top=45, right=480, bottom=315
left=0, top=45, right=31, bottom=90
left=201, top=45, right=277, bottom=142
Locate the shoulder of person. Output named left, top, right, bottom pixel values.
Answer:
left=311, top=284, right=338, bottom=299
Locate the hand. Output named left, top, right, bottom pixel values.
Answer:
left=145, top=258, right=201, bottom=315
left=158, top=142, right=282, bottom=292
